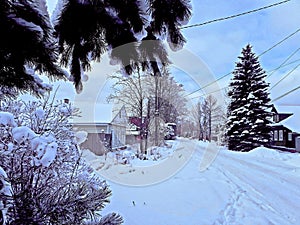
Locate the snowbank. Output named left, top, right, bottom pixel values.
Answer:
left=81, top=139, right=193, bottom=186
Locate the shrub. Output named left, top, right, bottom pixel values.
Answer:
left=0, top=98, right=123, bottom=225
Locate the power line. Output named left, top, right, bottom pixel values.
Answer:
left=181, top=0, right=291, bottom=30
left=184, top=72, right=231, bottom=97
left=188, top=60, right=300, bottom=100
left=189, top=86, right=228, bottom=100
left=270, top=63, right=300, bottom=90
left=184, top=27, right=300, bottom=98
left=258, top=28, right=300, bottom=57
left=268, top=58, right=300, bottom=73
left=267, top=47, right=300, bottom=78
left=272, top=85, right=300, bottom=103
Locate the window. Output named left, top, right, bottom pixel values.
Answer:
left=273, top=115, right=279, bottom=122
left=288, top=132, right=293, bottom=141
left=274, top=130, right=278, bottom=141
left=279, top=130, right=284, bottom=141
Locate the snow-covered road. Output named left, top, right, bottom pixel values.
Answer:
left=90, top=139, right=300, bottom=225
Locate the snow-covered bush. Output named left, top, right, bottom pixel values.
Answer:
left=0, top=99, right=123, bottom=224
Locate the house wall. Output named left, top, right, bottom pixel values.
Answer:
left=74, top=124, right=111, bottom=155
left=111, top=106, right=127, bottom=149
left=74, top=124, right=109, bottom=134
left=75, top=123, right=127, bottom=152
left=271, top=127, right=295, bottom=148
left=74, top=105, right=128, bottom=152
left=80, top=133, right=111, bottom=155
left=111, top=124, right=126, bottom=149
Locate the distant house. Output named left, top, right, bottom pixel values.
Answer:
left=126, top=116, right=149, bottom=144
left=73, top=103, right=127, bottom=155
left=270, top=105, right=300, bottom=150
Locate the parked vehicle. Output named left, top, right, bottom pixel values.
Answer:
left=164, top=123, right=177, bottom=140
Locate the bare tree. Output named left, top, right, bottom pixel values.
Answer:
left=145, top=70, right=188, bottom=124
left=192, top=95, right=224, bottom=142
left=191, top=100, right=204, bottom=140
left=108, top=68, right=188, bottom=150
left=107, top=70, right=149, bottom=154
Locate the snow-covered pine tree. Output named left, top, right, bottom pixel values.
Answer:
left=226, top=44, right=272, bottom=152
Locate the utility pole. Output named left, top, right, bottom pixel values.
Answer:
left=154, top=74, right=159, bottom=146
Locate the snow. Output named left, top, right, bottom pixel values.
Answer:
left=35, top=108, right=45, bottom=119
left=25, top=66, right=53, bottom=94
left=0, top=167, right=7, bottom=179
left=255, top=118, right=264, bottom=123
left=75, top=130, right=88, bottom=144
left=31, top=135, right=58, bottom=167
left=0, top=112, right=17, bottom=127
left=9, top=123, right=58, bottom=167
left=0, top=166, right=12, bottom=224
left=272, top=105, right=300, bottom=133
left=38, top=142, right=58, bottom=167
left=12, top=126, right=37, bottom=143
left=82, top=139, right=300, bottom=224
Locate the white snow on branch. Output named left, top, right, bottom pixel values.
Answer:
left=35, top=108, right=45, bottom=119
left=75, top=131, right=88, bottom=145
left=0, top=112, right=17, bottom=127
left=12, top=126, right=37, bottom=143
left=31, top=135, right=58, bottom=167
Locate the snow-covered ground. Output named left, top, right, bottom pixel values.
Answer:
left=82, top=139, right=300, bottom=225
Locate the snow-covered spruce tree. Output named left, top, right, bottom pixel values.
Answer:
left=0, top=99, right=123, bottom=225
left=226, top=44, right=272, bottom=152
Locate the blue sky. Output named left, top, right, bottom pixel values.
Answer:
left=45, top=0, right=300, bottom=107
left=180, top=0, right=300, bottom=106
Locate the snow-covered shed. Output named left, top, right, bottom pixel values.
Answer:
left=270, top=105, right=300, bottom=150
left=73, top=103, right=127, bottom=155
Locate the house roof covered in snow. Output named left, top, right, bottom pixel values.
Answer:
left=73, top=102, right=116, bottom=124
left=272, top=104, right=300, bottom=133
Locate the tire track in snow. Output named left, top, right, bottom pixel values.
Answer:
left=216, top=161, right=299, bottom=224
left=221, top=152, right=300, bottom=190
left=220, top=153, right=300, bottom=210
left=196, top=144, right=299, bottom=224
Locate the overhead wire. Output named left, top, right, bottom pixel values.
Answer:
left=181, top=0, right=291, bottom=30
left=189, top=60, right=300, bottom=100
left=184, top=72, right=231, bottom=98
left=258, top=28, right=300, bottom=57
left=266, top=47, right=300, bottom=78
left=272, top=85, right=300, bottom=103
left=189, top=87, right=228, bottom=100
left=179, top=0, right=300, bottom=101
left=184, top=27, right=300, bottom=98
left=268, top=58, right=300, bottom=71
left=269, top=63, right=300, bottom=90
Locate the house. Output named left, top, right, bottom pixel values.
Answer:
left=125, top=115, right=149, bottom=144
left=73, top=103, right=127, bottom=155
left=270, top=105, right=300, bottom=150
